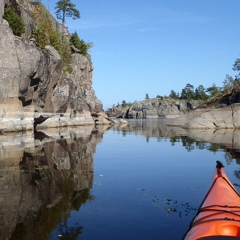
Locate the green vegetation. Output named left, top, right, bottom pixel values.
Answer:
left=3, top=0, right=92, bottom=73
left=156, top=95, right=164, bottom=100
left=169, top=90, right=179, bottom=99
left=3, top=6, right=25, bottom=36
left=31, top=4, right=53, bottom=48
left=31, top=3, right=72, bottom=71
left=30, top=2, right=92, bottom=71
left=166, top=59, right=240, bottom=101
left=120, top=100, right=135, bottom=107
left=55, top=0, right=80, bottom=25
left=70, top=31, right=93, bottom=58
left=117, top=57, right=240, bottom=106
left=163, top=74, right=238, bottom=101
left=118, top=75, right=239, bottom=107
left=122, top=100, right=127, bottom=107
left=169, top=136, right=221, bottom=153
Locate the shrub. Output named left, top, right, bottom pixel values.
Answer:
left=31, top=3, right=52, bottom=48
left=57, top=34, right=73, bottom=72
left=3, top=6, right=25, bottom=36
left=31, top=3, right=72, bottom=72
left=70, top=31, right=93, bottom=58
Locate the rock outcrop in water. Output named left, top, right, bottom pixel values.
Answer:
left=107, top=80, right=240, bottom=129
left=168, top=85, right=240, bottom=129
left=106, top=99, right=203, bottom=119
left=178, top=104, right=240, bottom=129
left=0, top=0, right=112, bottom=132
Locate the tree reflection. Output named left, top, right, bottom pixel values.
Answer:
left=234, top=170, right=240, bottom=180
left=72, top=189, right=95, bottom=211
left=206, top=143, right=220, bottom=152
left=57, top=221, right=83, bottom=240
left=118, top=120, right=240, bottom=166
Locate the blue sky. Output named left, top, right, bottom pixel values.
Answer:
left=42, top=0, right=240, bottom=109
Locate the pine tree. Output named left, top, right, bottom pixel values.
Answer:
left=55, top=0, right=80, bottom=25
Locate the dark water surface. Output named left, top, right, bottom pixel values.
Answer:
left=0, top=119, right=239, bottom=240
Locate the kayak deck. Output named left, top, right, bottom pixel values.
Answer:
left=184, top=162, right=240, bottom=239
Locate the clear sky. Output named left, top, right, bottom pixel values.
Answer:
left=42, top=0, right=240, bottom=109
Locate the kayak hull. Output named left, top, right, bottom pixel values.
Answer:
left=184, top=163, right=240, bottom=239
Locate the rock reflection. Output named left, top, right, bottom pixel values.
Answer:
left=0, top=126, right=105, bottom=240
left=1, top=120, right=240, bottom=239
left=111, top=119, right=187, bottom=138
left=111, top=119, right=240, bottom=164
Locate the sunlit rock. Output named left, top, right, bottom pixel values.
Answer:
left=184, top=104, right=240, bottom=129
left=107, top=99, right=203, bottom=119
left=0, top=0, right=111, bottom=132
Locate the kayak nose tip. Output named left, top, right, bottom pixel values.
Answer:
left=216, top=160, right=225, bottom=169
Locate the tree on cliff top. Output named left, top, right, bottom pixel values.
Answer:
left=70, top=31, right=93, bottom=58
left=55, top=0, right=80, bottom=25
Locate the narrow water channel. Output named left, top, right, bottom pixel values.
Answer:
left=0, top=119, right=239, bottom=240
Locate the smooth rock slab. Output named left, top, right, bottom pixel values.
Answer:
left=184, top=104, right=240, bottom=129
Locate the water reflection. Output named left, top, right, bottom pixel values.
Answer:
left=0, top=126, right=107, bottom=240
left=114, top=119, right=240, bottom=165
left=0, top=120, right=239, bottom=239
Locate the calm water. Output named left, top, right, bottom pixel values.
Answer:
left=1, top=119, right=239, bottom=240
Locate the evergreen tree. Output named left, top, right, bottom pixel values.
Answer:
left=222, top=74, right=235, bottom=90
left=156, top=95, right=164, bottom=100
left=70, top=31, right=93, bottom=57
left=180, top=88, right=187, bottom=99
left=122, top=100, right=127, bottom=107
left=180, top=84, right=194, bottom=99
left=169, top=90, right=179, bottom=99
left=55, top=0, right=80, bottom=25
left=195, top=85, right=208, bottom=100
left=206, top=83, right=220, bottom=97
left=233, top=58, right=240, bottom=80
left=3, top=6, right=25, bottom=36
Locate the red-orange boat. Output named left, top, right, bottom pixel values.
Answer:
left=184, top=161, right=240, bottom=240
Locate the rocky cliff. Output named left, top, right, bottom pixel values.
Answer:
left=0, top=0, right=111, bottom=132
left=107, top=98, right=203, bottom=119
left=107, top=81, right=240, bottom=129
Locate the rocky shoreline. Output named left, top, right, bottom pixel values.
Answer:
left=106, top=99, right=203, bottom=119
left=2, top=0, right=240, bottom=132
left=0, top=0, right=117, bottom=132
left=167, top=103, right=240, bottom=129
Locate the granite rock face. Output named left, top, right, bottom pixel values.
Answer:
left=168, top=104, right=240, bottom=129
left=184, top=104, right=240, bottom=129
left=0, top=0, right=3, bottom=20
left=107, top=99, right=203, bottom=119
left=0, top=0, right=111, bottom=132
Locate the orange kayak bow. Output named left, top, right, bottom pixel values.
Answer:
left=184, top=161, right=240, bottom=240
